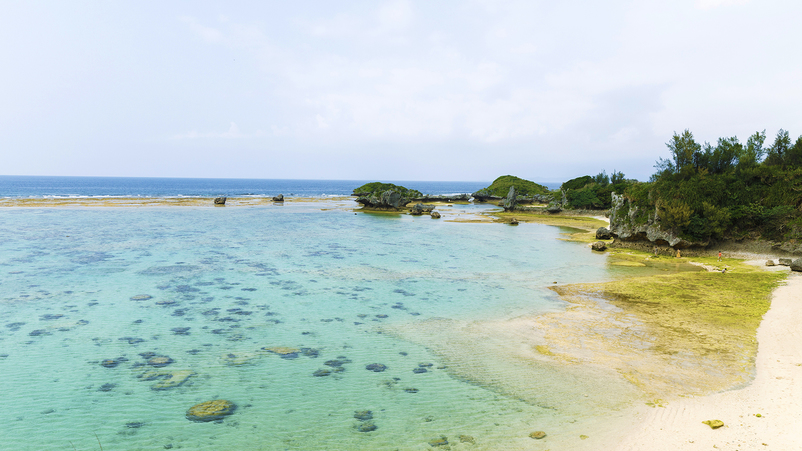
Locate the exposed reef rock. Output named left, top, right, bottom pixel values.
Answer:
left=272, top=194, right=284, bottom=202
left=354, top=183, right=422, bottom=211
left=596, top=227, right=612, bottom=240
left=412, top=194, right=470, bottom=203
left=608, top=193, right=709, bottom=249
left=214, top=197, right=226, bottom=205
left=430, top=211, right=441, bottom=219
left=409, top=203, right=435, bottom=215
left=186, top=400, right=236, bottom=422
left=503, top=186, right=517, bottom=211
left=591, top=241, right=607, bottom=252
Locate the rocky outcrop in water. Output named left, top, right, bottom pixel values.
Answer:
left=409, top=203, right=435, bottom=215
left=608, top=193, right=708, bottom=249
left=591, top=241, right=607, bottom=251
left=272, top=194, right=284, bottom=202
left=356, top=191, right=413, bottom=210
left=596, top=227, right=612, bottom=240
left=430, top=211, right=441, bottom=219
left=412, top=194, right=470, bottom=203
left=214, top=197, right=226, bottom=205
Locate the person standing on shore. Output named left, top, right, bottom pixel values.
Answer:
left=718, top=251, right=722, bottom=262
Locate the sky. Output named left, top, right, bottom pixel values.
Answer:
left=2, top=0, right=801, bottom=183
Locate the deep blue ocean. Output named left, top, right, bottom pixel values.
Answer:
left=0, top=176, right=565, bottom=198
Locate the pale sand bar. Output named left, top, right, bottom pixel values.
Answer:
left=614, top=272, right=802, bottom=450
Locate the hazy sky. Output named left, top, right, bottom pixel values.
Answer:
left=2, top=0, right=801, bottom=182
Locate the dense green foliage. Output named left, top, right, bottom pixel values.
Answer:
left=561, top=171, right=633, bottom=209
left=626, top=129, right=802, bottom=242
left=352, top=182, right=422, bottom=198
left=473, top=175, right=550, bottom=198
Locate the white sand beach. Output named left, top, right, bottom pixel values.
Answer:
left=614, top=271, right=802, bottom=450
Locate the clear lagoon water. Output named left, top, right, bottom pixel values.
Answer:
left=0, top=178, right=638, bottom=450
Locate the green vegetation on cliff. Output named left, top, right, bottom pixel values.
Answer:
left=352, top=182, right=422, bottom=198
left=473, top=175, right=550, bottom=198
left=561, top=171, right=633, bottom=210
left=620, top=129, right=802, bottom=242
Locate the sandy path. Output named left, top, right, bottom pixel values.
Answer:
left=614, top=272, right=802, bottom=450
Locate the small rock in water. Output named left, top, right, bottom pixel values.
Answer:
left=365, top=363, right=387, bottom=372
left=355, top=421, right=377, bottom=432
left=98, top=383, right=116, bottom=392
left=171, top=327, right=191, bottom=335
left=312, top=369, right=331, bottom=377
left=703, top=419, right=724, bottom=429
left=404, top=388, right=419, bottom=393
left=130, top=294, right=152, bottom=301
left=101, top=358, right=123, bottom=368
left=459, top=435, right=476, bottom=444
left=529, top=431, right=546, bottom=439
left=139, top=352, right=156, bottom=359
left=428, top=436, right=448, bottom=447
left=126, top=422, right=145, bottom=429
left=413, top=367, right=428, bottom=374
left=148, top=356, right=174, bottom=368
left=185, top=399, right=236, bottom=422
left=354, top=410, right=373, bottom=421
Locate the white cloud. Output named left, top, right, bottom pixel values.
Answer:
left=179, top=16, right=223, bottom=42
left=172, top=122, right=253, bottom=139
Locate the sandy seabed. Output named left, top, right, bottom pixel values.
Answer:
left=613, top=272, right=802, bottom=450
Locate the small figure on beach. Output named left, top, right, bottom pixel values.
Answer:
left=721, top=267, right=727, bottom=274
left=676, top=249, right=681, bottom=258
left=718, top=251, right=722, bottom=262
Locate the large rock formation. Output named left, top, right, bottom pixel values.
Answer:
left=354, top=182, right=421, bottom=210
left=214, top=197, right=226, bottom=205
left=272, top=194, right=284, bottom=202
left=503, top=186, right=517, bottom=211
left=608, top=193, right=708, bottom=249
left=791, top=258, right=802, bottom=272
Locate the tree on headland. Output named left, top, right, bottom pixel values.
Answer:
left=621, top=128, right=802, bottom=243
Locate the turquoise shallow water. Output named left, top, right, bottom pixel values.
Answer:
left=1, top=204, right=640, bottom=450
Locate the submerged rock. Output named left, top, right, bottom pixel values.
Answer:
left=186, top=400, right=236, bottom=422
left=355, top=421, right=377, bottom=432
left=459, top=435, right=476, bottom=444
left=428, top=436, right=449, bottom=447
left=130, top=294, right=152, bottom=301
left=354, top=410, right=373, bottom=421
left=147, top=356, right=174, bottom=368
left=529, top=431, right=547, bottom=439
left=312, top=369, right=331, bottom=377
left=140, top=369, right=194, bottom=390
left=365, top=363, right=387, bottom=372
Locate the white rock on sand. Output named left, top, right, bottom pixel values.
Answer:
left=613, top=273, right=802, bottom=450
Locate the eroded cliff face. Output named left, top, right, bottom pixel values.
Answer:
left=609, top=193, right=708, bottom=249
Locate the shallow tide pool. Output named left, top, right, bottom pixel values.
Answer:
left=1, top=204, right=654, bottom=450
